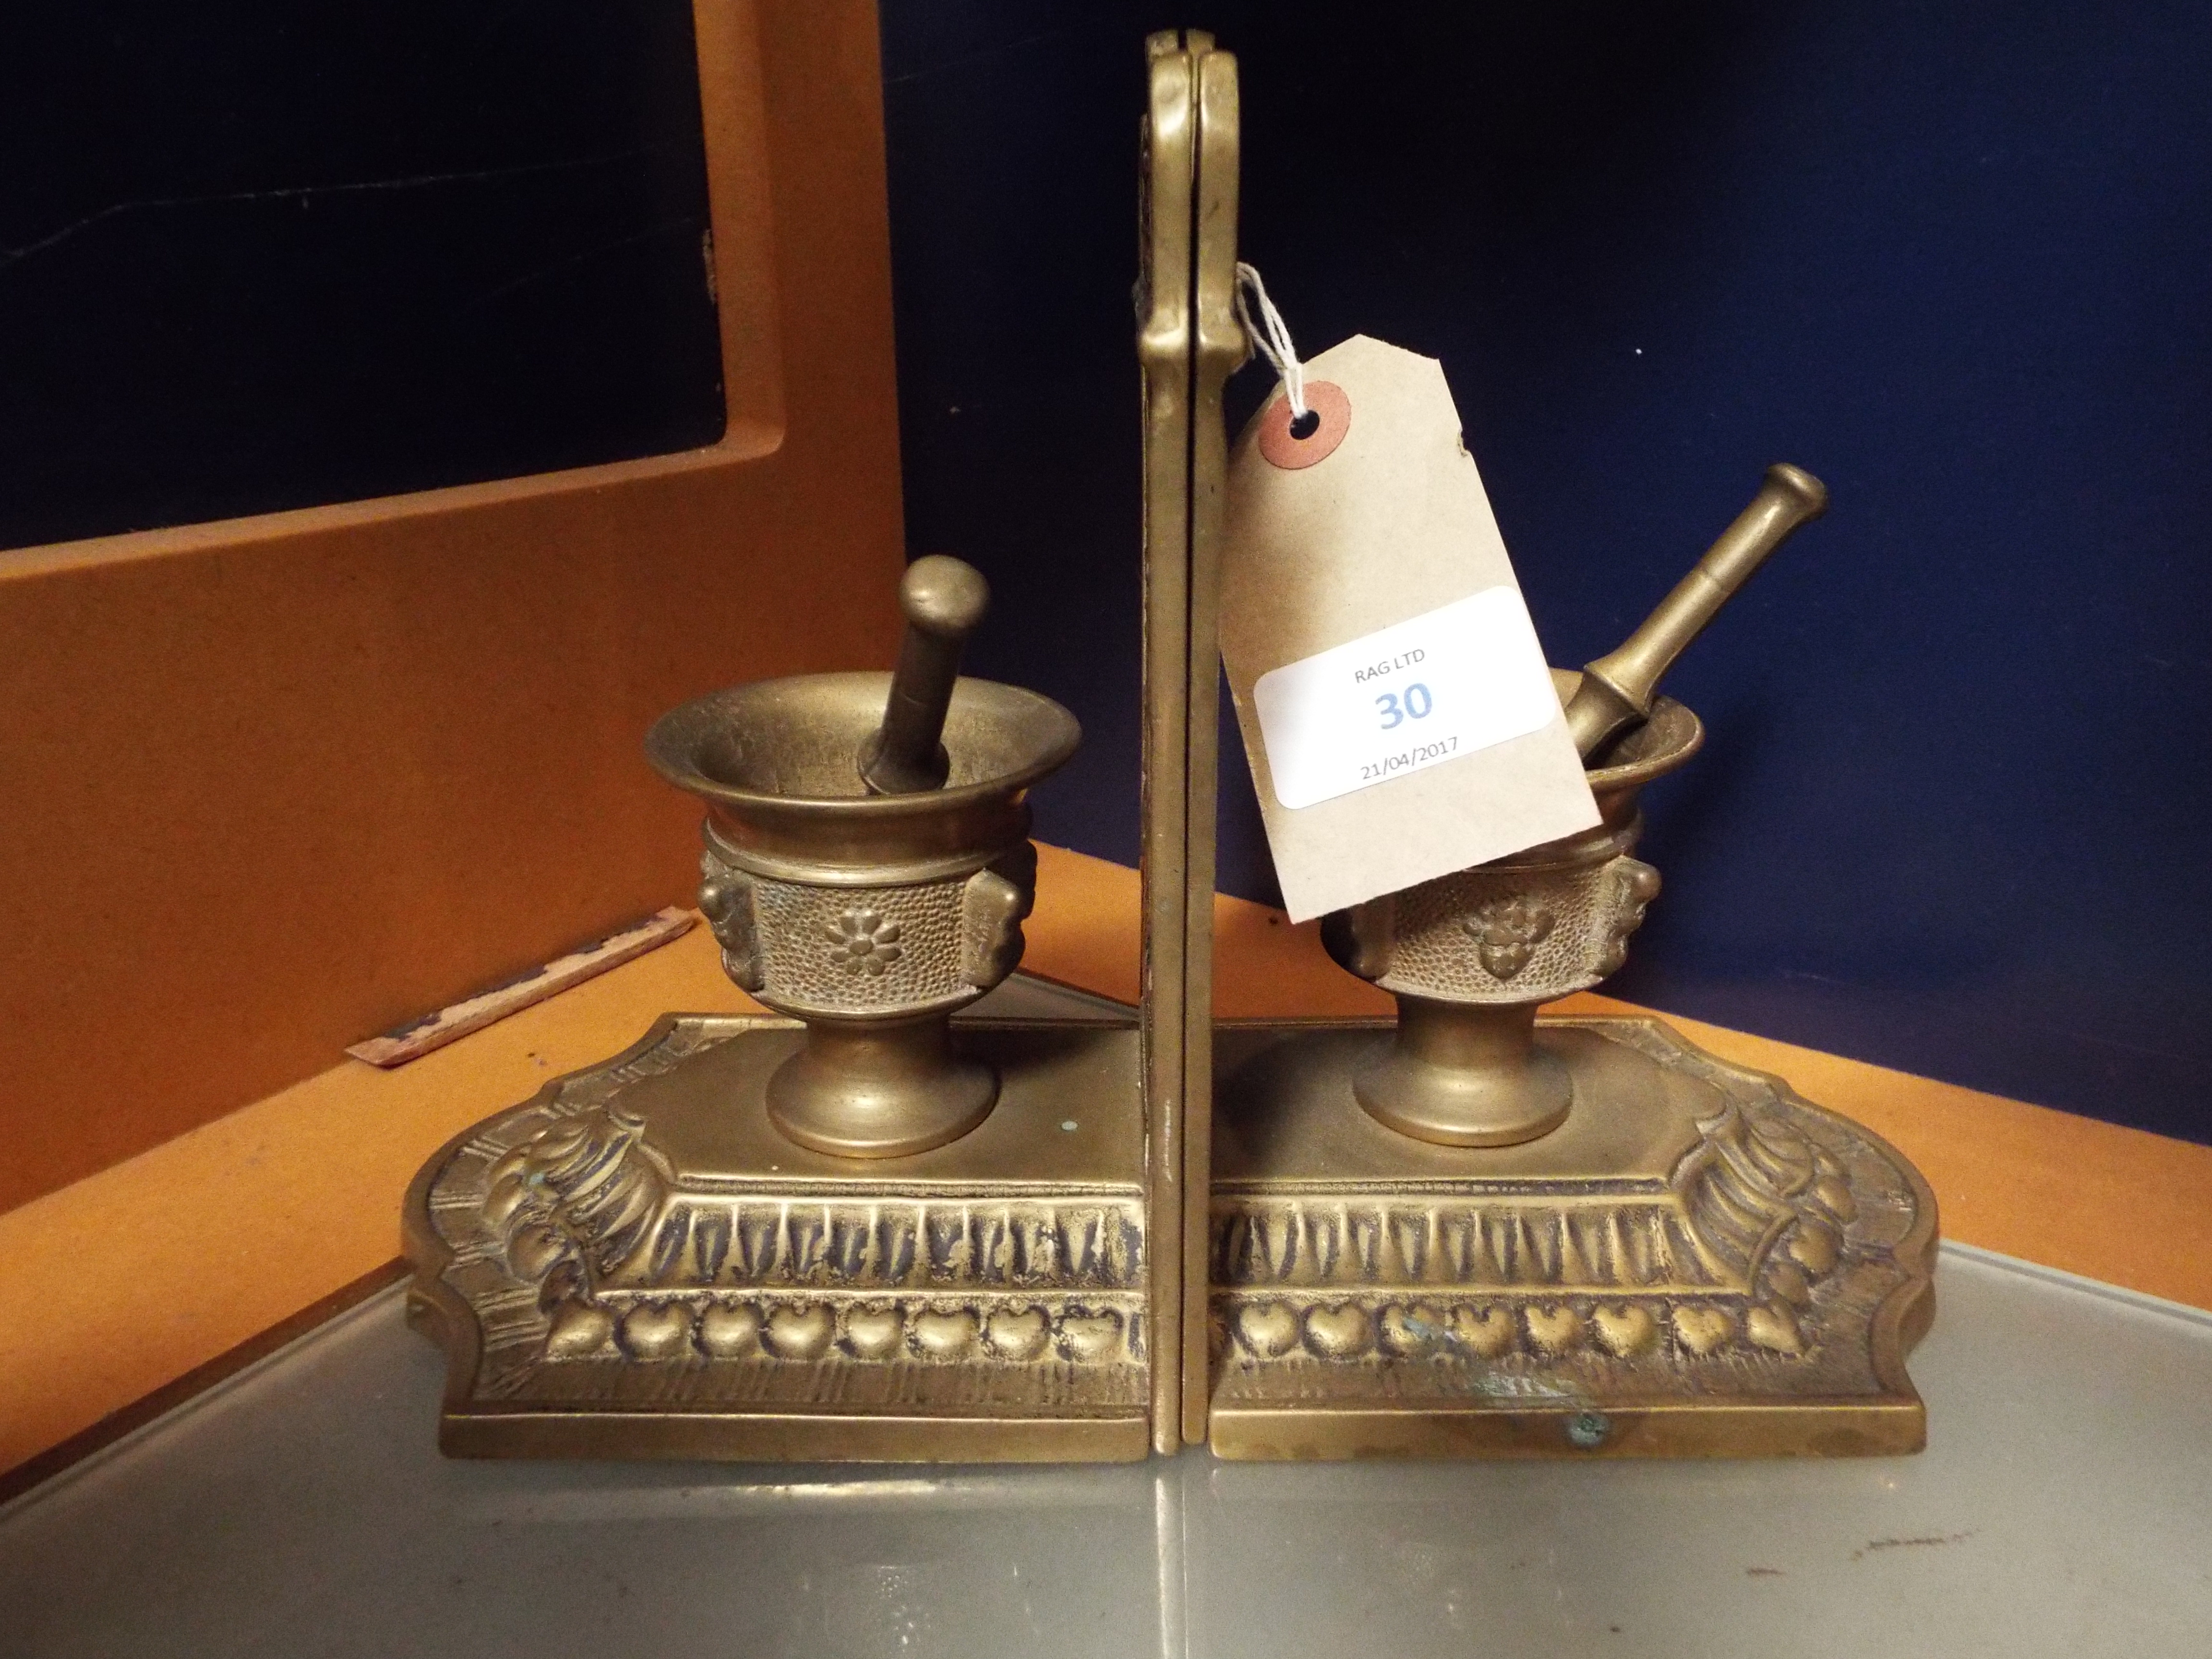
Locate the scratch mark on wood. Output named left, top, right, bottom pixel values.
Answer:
left=346, top=908, right=694, bottom=1068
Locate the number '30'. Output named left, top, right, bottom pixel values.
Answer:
left=1374, top=683, right=1433, bottom=730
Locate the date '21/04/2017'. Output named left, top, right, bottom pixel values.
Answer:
left=1362, top=731, right=1458, bottom=784
left=1251, top=586, right=1563, bottom=810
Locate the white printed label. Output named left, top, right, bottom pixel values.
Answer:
left=1251, top=587, right=1560, bottom=810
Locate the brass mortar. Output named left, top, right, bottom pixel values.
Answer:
left=646, top=671, right=1081, bottom=1158
left=1321, top=671, right=1703, bottom=1146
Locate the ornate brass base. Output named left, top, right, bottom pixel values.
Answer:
left=405, top=1013, right=1150, bottom=1463
left=1207, top=1015, right=1936, bottom=1459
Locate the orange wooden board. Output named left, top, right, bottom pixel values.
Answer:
left=5, top=842, right=2209, bottom=1489
left=0, top=0, right=906, bottom=1213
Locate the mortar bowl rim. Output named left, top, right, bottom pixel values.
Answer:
left=646, top=671, right=1082, bottom=819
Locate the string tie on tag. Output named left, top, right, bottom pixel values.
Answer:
left=1235, top=262, right=1309, bottom=425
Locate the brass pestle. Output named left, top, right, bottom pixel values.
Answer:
left=1334, top=466, right=1830, bottom=1147
left=1562, top=464, right=1828, bottom=759
left=860, top=555, right=991, bottom=794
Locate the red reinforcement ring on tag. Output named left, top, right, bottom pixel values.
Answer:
left=1257, top=380, right=1351, bottom=470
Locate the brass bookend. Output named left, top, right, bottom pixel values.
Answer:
left=1130, top=36, right=1937, bottom=1461
left=402, top=32, right=1239, bottom=1466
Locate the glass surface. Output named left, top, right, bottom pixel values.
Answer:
left=3, top=1249, right=2208, bottom=1656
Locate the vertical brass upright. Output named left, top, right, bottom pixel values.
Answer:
left=1137, top=29, right=1244, bottom=1454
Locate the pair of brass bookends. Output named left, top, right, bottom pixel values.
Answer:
left=403, top=31, right=1934, bottom=1464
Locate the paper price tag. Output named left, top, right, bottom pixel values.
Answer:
left=1253, top=587, right=1559, bottom=810
left=1220, top=335, right=1599, bottom=922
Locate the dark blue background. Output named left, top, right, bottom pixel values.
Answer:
left=0, top=1, right=721, bottom=552
left=880, top=2, right=2212, bottom=1142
